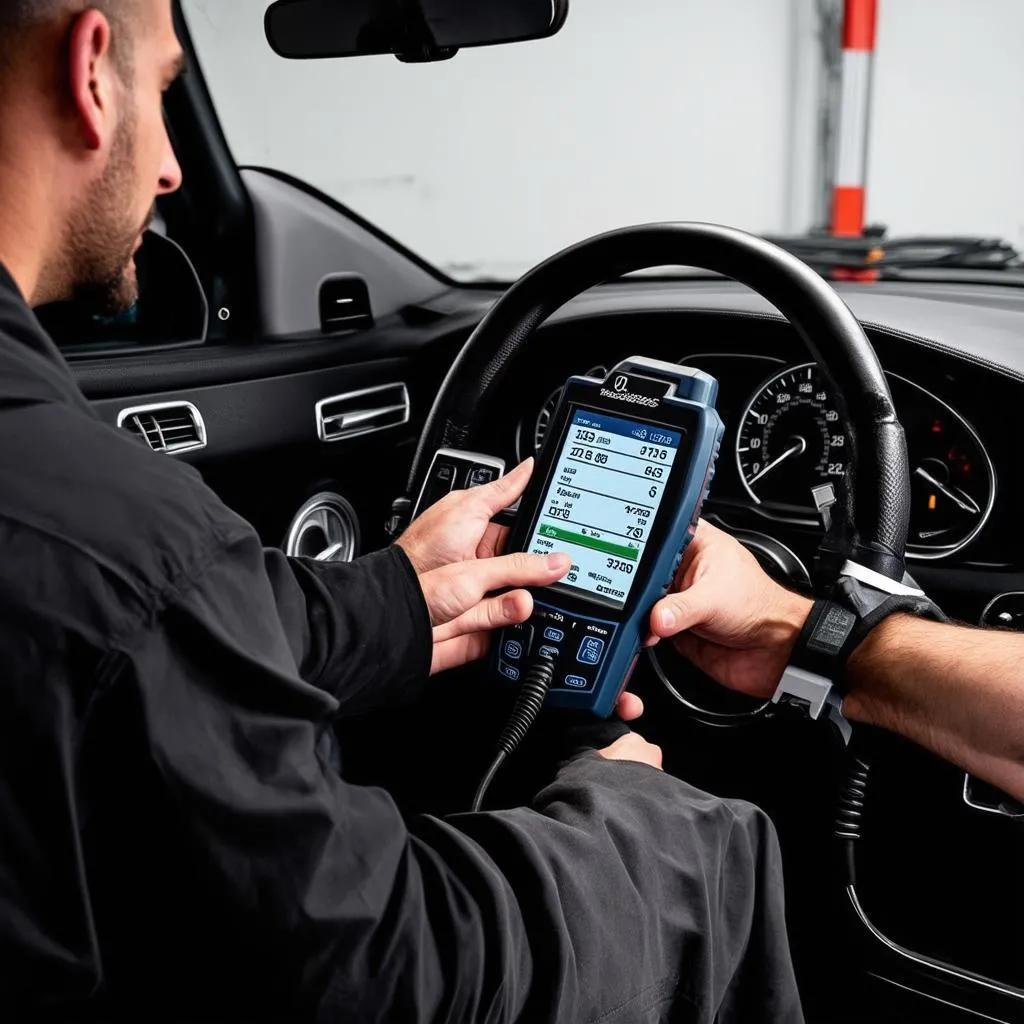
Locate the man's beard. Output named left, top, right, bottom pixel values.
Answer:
left=63, top=111, right=150, bottom=318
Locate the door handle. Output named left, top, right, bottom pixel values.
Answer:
left=315, top=383, right=410, bottom=442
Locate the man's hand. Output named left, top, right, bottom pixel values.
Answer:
left=421, top=550, right=571, bottom=674
left=598, top=733, right=663, bottom=770
left=397, top=459, right=535, bottom=575
left=395, top=460, right=554, bottom=673
left=648, top=520, right=812, bottom=699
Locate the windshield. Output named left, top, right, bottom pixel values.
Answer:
left=183, top=1, right=1024, bottom=283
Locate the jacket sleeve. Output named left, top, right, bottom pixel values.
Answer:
left=262, top=537, right=432, bottom=714
left=123, top=535, right=803, bottom=1024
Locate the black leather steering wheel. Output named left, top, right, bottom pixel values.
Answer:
left=404, top=223, right=911, bottom=584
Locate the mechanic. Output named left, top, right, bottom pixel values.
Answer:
left=0, top=3, right=803, bottom=1022
left=649, top=520, right=1024, bottom=803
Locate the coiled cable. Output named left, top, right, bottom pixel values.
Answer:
left=472, top=656, right=556, bottom=812
left=835, top=751, right=871, bottom=840
left=836, top=746, right=872, bottom=887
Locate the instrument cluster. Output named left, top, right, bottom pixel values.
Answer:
left=520, top=354, right=995, bottom=561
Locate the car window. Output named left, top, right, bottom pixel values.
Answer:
left=39, top=222, right=209, bottom=354
left=183, top=0, right=1024, bottom=283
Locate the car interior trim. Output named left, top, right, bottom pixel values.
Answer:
left=284, top=492, right=360, bottom=563
left=867, top=974, right=1016, bottom=1024
left=115, top=400, right=208, bottom=455
left=847, top=885, right=1024, bottom=1002
left=315, top=382, right=411, bottom=443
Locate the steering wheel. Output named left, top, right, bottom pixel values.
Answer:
left=398, top=223, right=912, bottom=655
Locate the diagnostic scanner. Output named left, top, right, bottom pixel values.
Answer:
left=494, top=357, right=724, bottom=717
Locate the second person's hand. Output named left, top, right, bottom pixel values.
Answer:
left=647, top=520, right=812, bottom=699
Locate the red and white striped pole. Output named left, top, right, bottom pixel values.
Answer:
left=831, top=0, right=878, bottom=237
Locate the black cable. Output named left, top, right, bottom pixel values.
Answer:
left=471, top=656, right=556, bottom=812
left=836, top=748, right=873, bottom=889
left=835, top=750, right=871, bottom=842
left=763, top=232, right=1023, bottom=275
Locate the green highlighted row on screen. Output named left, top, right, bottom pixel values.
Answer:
left=538, top=523, right=639, bottom=561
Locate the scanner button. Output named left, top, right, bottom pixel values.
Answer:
left=542, top=627, right=565, bottom=643
left=503, top=639, right=523, bottom=661
left=538, top=644, right=560, bottom=661
left=577, top=636, right=605, bottom=665
left=498, top=662, right=520, bottom=682
left=564, top=674, right=589, bottom=689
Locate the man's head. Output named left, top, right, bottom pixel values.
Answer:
left=0, top=1, right=183, bottom=312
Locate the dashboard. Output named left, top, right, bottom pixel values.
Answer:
left=481, top=280, right=1024, bottom=606
left=519, top=352, right=996, bottom=564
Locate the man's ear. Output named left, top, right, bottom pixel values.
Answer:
left=67, top=9, right=117, bottom=152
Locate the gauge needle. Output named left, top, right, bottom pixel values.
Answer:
left=747, top=437, right=806, bottom=486
left=914, top=466, right=981, bottom=514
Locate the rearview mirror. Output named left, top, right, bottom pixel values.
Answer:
left=264, top=0, right=569, bottom=63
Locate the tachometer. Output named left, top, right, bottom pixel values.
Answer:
left=890, top=373, right=996, bottom=559
left=736, top=363, right=846, bottom=507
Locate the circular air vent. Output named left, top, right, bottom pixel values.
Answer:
left=285, top=492, right=360, bottom=563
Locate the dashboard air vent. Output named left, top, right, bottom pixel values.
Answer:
left=117, top=401, right=207, bottom=455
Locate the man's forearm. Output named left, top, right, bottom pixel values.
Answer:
left=844, top=615, right=1024, bottom=800
left=266, top=545, right=432, bottom=712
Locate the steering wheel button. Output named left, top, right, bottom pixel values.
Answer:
left=503, top=640, right=523, bottom=661
left=468, top=465, right=497, bottom=487
left=542, top=626, right=565, bottom=643
left=577, top=637, right=605, bottom=665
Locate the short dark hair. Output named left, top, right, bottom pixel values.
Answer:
left=0, top=1, right=135, bottom=79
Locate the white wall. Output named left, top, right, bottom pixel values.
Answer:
left=183, top=0, right=1024, bottom=276
left=868, top=0, right=1024, bottom=247
left=185, top=0, right=807, bottom=277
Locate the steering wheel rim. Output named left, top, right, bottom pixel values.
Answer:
left=407, top=222, right=911, bottom=582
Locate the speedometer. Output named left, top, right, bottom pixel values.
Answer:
left=736, top=363, right=846, bottom=507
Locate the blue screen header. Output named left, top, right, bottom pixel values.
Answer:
left=571, top=408, right=682, bottom=449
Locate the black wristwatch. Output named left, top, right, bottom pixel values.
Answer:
left=772, top=559, right=947, bottom=742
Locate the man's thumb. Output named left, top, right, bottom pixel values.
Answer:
left=650, top=585, right=709, bottom=638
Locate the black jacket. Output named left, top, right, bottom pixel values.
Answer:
left=0, top=263, right=803, bottom=1023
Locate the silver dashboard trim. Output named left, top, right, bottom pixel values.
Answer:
left=315, top=382, right=410, bottom=443
left=412, top=449, right=506, bottom=521
left=847, top=885, right=1024, bottom=1002
left=116, top=400, right=207, bottom=455
left=961, top=773, right=1024, bottom=819
left=867, top=973, right=1014, bottom=1024
left=979, top=591, right=1024, bottom=627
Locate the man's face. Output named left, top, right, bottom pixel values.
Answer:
left=65, top=0, right=184, bottom=315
